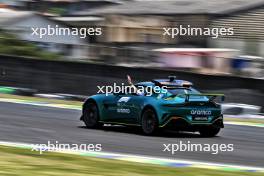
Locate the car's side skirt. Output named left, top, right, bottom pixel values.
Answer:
left=98, top=121, right=141, bottom=127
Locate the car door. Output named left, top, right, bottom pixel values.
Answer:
left=102, top=93, right=143, bottom=124
left=101, top=94, right=120, bottom=122
left=102, top=94, right=134, bottom=123
left=117, top=94, right=144, bottom=124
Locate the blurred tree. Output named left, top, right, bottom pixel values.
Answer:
left=0, top=30, right=62, bottom=60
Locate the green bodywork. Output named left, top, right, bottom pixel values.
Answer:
left=81, top=81, right=224, bottom=129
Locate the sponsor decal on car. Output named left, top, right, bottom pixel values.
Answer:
left=117, top=108, right=130, bottom=114
left=118, top=97, right=131, bottom=103
left=190, top=110, right=212, bottom=116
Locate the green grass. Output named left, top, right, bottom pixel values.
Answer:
left=0, top=145, right=262, bottom=176
left=225, top=117, right=264, bottom=124
left=0, top=93, right=82, bottom=106
left=0, top=30, right=62, bottom=60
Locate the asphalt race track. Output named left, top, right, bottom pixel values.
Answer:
left=0, top=102, right=263, bottom=167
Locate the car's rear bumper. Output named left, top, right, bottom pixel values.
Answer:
left=159, top=116, right=224, bottom=130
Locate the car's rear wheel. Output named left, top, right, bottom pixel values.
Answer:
left=199, top=126, right=220, bottom=137
left=83, top=101, right=101, bottom=128
left=141, top=108, right=158, bottom=135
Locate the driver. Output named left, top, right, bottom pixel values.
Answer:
left=127, top=75, right=144, bottom=96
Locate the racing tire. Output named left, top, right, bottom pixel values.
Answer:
left=83, top=101, right=101, bottom=128
left=199, top=126, right=220, bottom=137
left=141, top=108, right=158, bottom=135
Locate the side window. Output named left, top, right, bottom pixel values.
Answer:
left=189, top=88, right=201, bottom=94
left=124, top=86, right=136, bottom=95
left=129, top=85, right=144, bottom=96
left=135, top=85, right=152, bottom=96
left=144, top=86, right=153, bottom=96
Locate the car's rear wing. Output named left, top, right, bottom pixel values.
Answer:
left=179, top=93, right=225, bottom=102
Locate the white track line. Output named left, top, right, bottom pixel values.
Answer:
left=0, top=141, right=264, bottom=172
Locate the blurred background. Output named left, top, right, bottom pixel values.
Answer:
left=1, top=2, right=264, bottom=175
left=0, top=0, right=263, bottom=112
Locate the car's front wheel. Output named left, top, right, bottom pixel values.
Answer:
left=199, top=126, right=220, bottom=137
left=141, top=108, right=158, bottom=135
left=83, top=101, right=101, bottom=128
